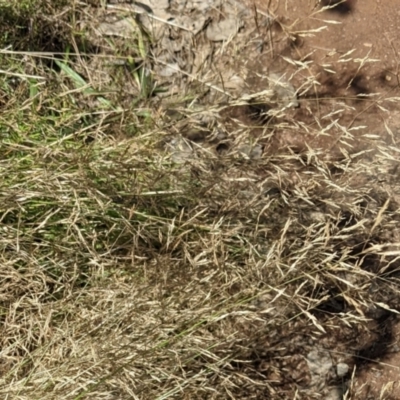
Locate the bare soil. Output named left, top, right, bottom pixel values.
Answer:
left=245, top=0, right=400, bottom=397
left=354, top=318, right=400, bottom=399
left=240, top=0, right=400, bottom=162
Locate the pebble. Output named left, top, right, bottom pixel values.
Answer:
left=336, top=362, right=349, bottom=377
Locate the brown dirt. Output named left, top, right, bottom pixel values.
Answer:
left=238, top=0, right=400, bottom=162
left=237, top=0, right=400, bottom=398
left=353, top=317, right=400, bottom=399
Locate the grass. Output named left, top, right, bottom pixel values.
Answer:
left=0, top=0, right=400, bottom=399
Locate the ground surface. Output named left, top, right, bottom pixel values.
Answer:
left=252, top=0, right=400, bottom=398
left=249, top=0, right=400, bottom=157
left=1, top=0, right=400, bottom=399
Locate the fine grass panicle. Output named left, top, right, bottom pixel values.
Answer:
left=0, top=1, right=400, bottom=399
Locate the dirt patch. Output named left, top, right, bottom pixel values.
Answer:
left=89, top=0, right=400, bottom=164
left=231, top=0, right=400, bottom=397
left=353, top=316, right=400, bottom=399
left=249, top=0, right=400, bottom=157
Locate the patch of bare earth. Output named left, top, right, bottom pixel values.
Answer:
left=240, top=0, right=400, bottom=398
left=353, top=318, right=400, bottom=399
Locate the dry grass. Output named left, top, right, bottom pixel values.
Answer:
left=0, top=1, right=400, bottom=399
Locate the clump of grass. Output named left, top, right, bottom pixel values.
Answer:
left=0, top=0, right=73, bottom=51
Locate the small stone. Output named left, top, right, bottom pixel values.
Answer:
left=237, top=144, right=263, bottom=159
left=326, top=386, right=342, bottom=400
left=98, top=18, right=138, bottom=38
left=158, top=63, right=180, bottom=77
left=268, top=73, right=299, bottom=108
left=336, top=363, right=349, bottom=377
left=206, top=17, right=242, bottom=41
left=306, top=349, right=333, bottom=383
left=166, top=138, right=194, bottom=163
